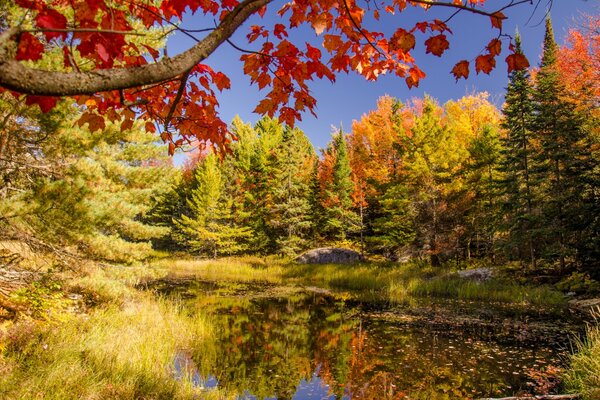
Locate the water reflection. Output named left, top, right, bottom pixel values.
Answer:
left=158, top=281, right=569, bottom=399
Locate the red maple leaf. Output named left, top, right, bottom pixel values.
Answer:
left=16, top=32, right=44, bottom=61
left=451, top=60, right=470, bottom=81
left=425, top=34, right=450, bottom=57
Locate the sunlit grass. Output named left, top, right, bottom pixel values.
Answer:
left=0, top=293, right=224, bottom=400
left=564, top=309, right=600, bottom=400
left=408, top=276, right=566, bottom=306
left=281, top=262, right=565, bottom=307
left=152, top=256, right=287, bottom=284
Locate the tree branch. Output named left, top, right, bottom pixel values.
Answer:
left=408, top=0, right=531, bottom=18
left=0, top=0, right=271, bottom=96
left=22, top=28, right=147, bottom=36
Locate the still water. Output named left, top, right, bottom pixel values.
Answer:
left=152, top=280, right=574, bottom=400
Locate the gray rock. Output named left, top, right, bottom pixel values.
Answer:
left=296, top=247, right=363, bottom=264
left=456, top=267, right=494, bottom=282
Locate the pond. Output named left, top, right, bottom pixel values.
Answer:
left=149, top=279, right=578, bottom=400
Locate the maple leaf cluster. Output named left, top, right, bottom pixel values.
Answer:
left=3, top=0, right=531, bottom=152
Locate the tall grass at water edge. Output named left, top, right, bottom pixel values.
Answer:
left=282, top=262, right=566, bottom=307
left=564, top=308, right=600, bottom=400
left=150, top=257, right=566, bottom=307
left=152, top=256, right=286, bottom=284
left=0, top=293, right=227, bottom=400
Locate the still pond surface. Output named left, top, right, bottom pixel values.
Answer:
left=152, top=279, right=576, bottom=400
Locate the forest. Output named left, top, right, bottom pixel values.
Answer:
left=0, top=0, right=599, bottom=398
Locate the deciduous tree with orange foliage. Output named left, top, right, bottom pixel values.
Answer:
left=0, top=0, right=533, bottom=151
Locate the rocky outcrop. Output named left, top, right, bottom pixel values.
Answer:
left=296, top=247, right=363, bottom=264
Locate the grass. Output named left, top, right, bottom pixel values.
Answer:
left=153, top=256, right=287, bottom=284
left=279, top=261, right=566, bottom=308
left=147, top=257, right=567, bottom=308
left=564, top=309, right=600, bottom=400
left=0, top=262, right=234, bottom=400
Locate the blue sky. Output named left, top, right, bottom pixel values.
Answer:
left=167, top=0, right=598, bottom=154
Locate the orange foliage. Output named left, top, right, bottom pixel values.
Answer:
left=348, top=96, right=404, bottom=204
left=557, top=14, right=600, bottom=115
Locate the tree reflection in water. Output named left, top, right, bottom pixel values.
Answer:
left=160, top=282, right=567, bottom=400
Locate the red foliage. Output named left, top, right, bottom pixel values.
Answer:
left=4, top=0, right=531, bottom=151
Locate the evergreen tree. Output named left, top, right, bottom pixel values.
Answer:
left=464, top=125, right=502, bottom=261
left=268, top=126, right=316, bottom=256
left=533, top=18, right=592, bottom=269
left=499, top=32, right=538, bottom=267
left=319, top=130, right=360, bottom=242
left=368, top=183, right=416, bottom=258
left=174, top=153, right=251, bottom=257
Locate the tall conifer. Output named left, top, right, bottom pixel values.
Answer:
left=533, top=18, right=590, bottom=269
left=499, top=32, right=538, bottom=267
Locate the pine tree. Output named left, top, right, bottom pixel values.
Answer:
left=499, top=32, right=538, bottom=267
left=319, top=130, right=360, bottom=242
left=268, top=126, right=316, bottom=256
left=368, top=183, right=416, bottom=258
left=401, top=98, right=462, bottom=265
left=533, top=18, right=591, bottom=270
left=174, top=153, right=251, bottom=257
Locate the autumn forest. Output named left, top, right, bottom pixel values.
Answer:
left=1, top=0, right=599, bottom=399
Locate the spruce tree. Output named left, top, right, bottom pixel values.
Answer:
left=268, top=126, right=316, bottom=255
left=174, top=153, right=251, bottom=257
left=533, top=18, right=591, bottom=270
left=499, top=32, right=538, bottom=267
left=320, top=130, right=360, bottom=242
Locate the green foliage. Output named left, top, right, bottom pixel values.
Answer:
left=531, top=19, right=594, bottom=268
left=0, top=93, right=177, bottom=263
left=10, top=278, right=64, bottom=317
left=174, top=153, right=251, bottom=258
left=498, top=32, right=539, bottom=266
left=368, top=184, right=416, bottom=256
left=555, top=272, right=600, bottom=295
left=320, top=130, right=360, bottom=241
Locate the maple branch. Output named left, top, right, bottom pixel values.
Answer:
left=0, top=0, right=272, bottom=96
left=164, top=70, right=192, bottom=132
left=119, top=89, right=148, bottom=107
left=342, top=0, right=386, bottom=58
left=22, top=28, right=147, bottom=36
left=408, top=0, right=530, bottom=18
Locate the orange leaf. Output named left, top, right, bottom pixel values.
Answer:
left=213, top=72, right=231, bottom=91
left=490, top=12, right=506, bottom=30
left=390, top=28, right=415, bottom=53
left=475, top=54, right=496, bottom=74
left=254, top=98, right=275, bottom=115
left=506, top=53, right=530, bottom=73
left=486, top=38, right=502, bottom=56
left=451, top=60, right=470, bottom=81
left=312, top=14, right=328, bottom=35
left=424, top=34, right=449, bottom=57
left=77, top=112, right=106, bottom=132
left=145, top=122, right=156, bottom=133
left=120, top=117, right=134, bottom=132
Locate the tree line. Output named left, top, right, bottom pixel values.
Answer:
left=1, top=18, right=597, bottom=277
left=149, top=19, right=598, bottom=276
